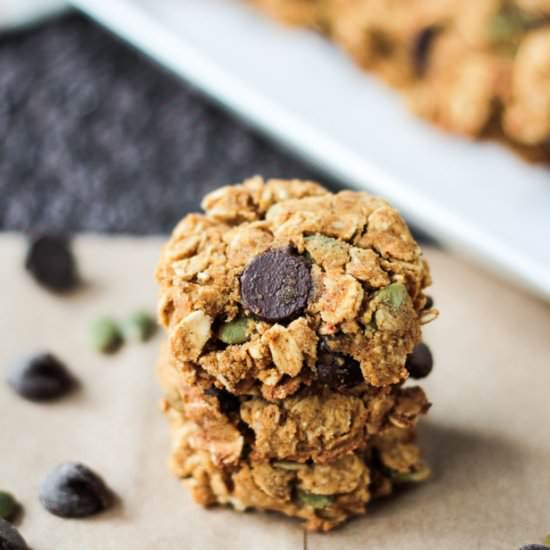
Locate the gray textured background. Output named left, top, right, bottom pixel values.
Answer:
left=0, top=13, right=327, bottom=234
left=0, top=12, right=432, bottom=242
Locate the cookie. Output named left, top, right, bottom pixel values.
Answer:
left=159, top=356, right=430, bottom=467
left=155, top=177, right=437, bottom=530
left=156, top=177, right=435, bottom=398
left=250, top=0, right=550, bottom=161
left=163, top=406, right=428, bottom=531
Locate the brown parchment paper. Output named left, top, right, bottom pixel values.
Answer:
left=1, top=235, right=549, bottom=550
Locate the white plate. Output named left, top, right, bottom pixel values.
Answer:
left=0, top=0, right=66, bottom=31
left=71, top=0, right=550, bottom=301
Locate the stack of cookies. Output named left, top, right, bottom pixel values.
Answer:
left=155, top=177, right=437, bottom=531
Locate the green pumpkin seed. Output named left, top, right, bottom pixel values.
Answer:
left=218, top=316, right=253, bottom=345
left=364, top=319, right=377, bottom=337
left=390, top=464, right=431, bottom=484
left=296, top=490, right=333, bottom=509
left=376, top=282, right=409, bottom=310
left=91, top=317, right=123, bottom=353
left=125, top=311, right=157, bottom=342
left=0, top=492, right=19, bottom=521
left=487, top=6, right=533, bottom=54
left=488, top=11, right=524, bottom=42
left=544, top=534, right=550, bottom=546
left=304, top=235, right=349, bottom=265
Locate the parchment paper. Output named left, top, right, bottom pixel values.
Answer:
left=1, top=235, right=549, bottom=550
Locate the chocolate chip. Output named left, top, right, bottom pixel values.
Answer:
left=6, top=352, right=75, bottom=402
left=411, top=26, right=439, bottom=77
left=39, top=462, right=112, bottom=518
left=405, top=343, right=433, bottom=379
left=316, top=351, right=364, bottom=389
left=240, top=247, right=312, bottom=323
left=424, top=295, right=434, bottom=310
left=205, top=386, right=240, bottom=415
left=318, top=337, right=333, bottom=354
left=0, top=518, right=29, bottom=550
left=518, top=546, right=550, bottom=550
left=25, top=235, right=78, bottom=292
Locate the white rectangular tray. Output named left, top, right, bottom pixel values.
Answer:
left=71, top=0, right=550, bottom=301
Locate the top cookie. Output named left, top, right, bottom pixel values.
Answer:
left=156, top=177, right=436, bottom=401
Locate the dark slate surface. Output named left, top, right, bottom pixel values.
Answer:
left=0, top=12, right=433, bottom=243
left=0, top=13, right=326, bottom=235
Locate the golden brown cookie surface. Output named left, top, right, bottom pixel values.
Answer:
left=156, top=177, right=434, bottom=400
left=250, top=0, right=550, bottom=160
left=156, top=178, right=437, bottom=531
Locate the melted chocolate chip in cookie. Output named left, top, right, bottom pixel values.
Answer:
left=405, top=342, right=433, bottom=379
left=423, top=295, right=434, bottom=310
left=205, top=386, right=240, bottom=415
left=240, top=247, right=312, bottom=323
left=316, top=351, right=364, bottom=389
left=411, top=26, right=439, bottom=77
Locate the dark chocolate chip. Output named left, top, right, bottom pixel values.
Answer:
left=39, top=462, right=112, bottom=518
left=25, top=234, right=79, bottom=292
left=240, top=247, right=312, bottom=323
left=405, top=343, right=433, bottom=379
left=205, top=387, right=240, bottom=415
left=518, top=546, right=550, bottom=550
left=424, top=295, right=434, bottom=310
left=318, top=337, right=334, bottom=354
left=316, top=351, right=364, bottom=389
left=6, top=353, right=75, bottom=402
left=0, top=518, right=29, bottom=550
left=411, top=26, right=439, bottom=77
